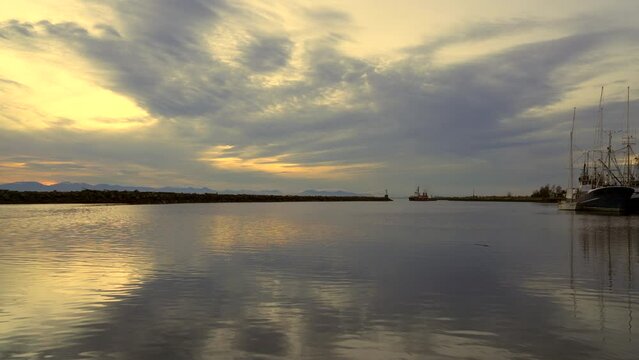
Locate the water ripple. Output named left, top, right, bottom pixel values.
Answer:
left=1, top=202, right=639, bottom=359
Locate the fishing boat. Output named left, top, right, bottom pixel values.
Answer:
left=575, top=146, right=635, bottom=213
left=409, top=186, right=436, bottom=201
left=568, top=87, right=635, bottom=213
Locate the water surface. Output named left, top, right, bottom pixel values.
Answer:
left=1, top=201, right=638, bottom=359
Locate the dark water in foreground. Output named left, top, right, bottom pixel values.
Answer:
left=1, top=201, right=638, bottom=359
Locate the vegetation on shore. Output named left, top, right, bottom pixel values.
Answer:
left=530, top=184, right=565, bottom=199
left=0, top=189, right=392, bottom=204
left=433, top=185, right=566, bottom=203
left=432, top=195, right=561, bottom=203
left=0, top=184, right=567, bottom=205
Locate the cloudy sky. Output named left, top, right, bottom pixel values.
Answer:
left=1, top=0, right=638, bottom=195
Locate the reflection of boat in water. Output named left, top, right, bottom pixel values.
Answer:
left=409, top=186, right=436, bottom=201
left=561, top=87, right=637, bottom=213
left=568, top=214, right=635, bottom=341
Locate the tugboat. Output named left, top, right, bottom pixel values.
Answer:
left=409, top=186, right=436, bottom=201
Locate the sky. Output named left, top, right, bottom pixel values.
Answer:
left=1, top=0, right=639, bottom=195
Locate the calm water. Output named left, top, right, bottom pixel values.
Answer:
left=1, top=201, right=638, bottom=359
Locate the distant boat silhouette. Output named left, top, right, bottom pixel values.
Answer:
left=409, top=186, right=436, bottom=201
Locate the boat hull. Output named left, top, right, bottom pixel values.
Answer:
left=575, top=186, right=634, bottom=213
left=630, top=191, right=639, bottom=213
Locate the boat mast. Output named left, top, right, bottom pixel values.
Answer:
left=598, top=86, right=605, bottom=152
left=570, top=107, right=576, bottom=198
left=627, top=86, right=631, bottom=185
left=594, top=86, right=605, bottom=187
left=608, top=130, right=613, bottom=185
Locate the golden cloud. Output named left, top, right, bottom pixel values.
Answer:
left=0, top=23, right=154, bottom=132
left=0, top=161, right=27, bottom=168
left=199, top=145, right=380, bottom=179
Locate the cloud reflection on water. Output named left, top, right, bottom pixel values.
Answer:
left=0, top=203, right=638, bottom=359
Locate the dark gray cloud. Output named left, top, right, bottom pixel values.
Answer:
left=306, top=46, right=371, bottom=86
left=113, top=0, right=224, bottom=50
left=93, top=23, right=121, bottom=38
left=373, top=31, right=619, bottom=154
left=232, top=30, right=634, bottom=163
left=5, top=19, right=34, bottom=36
left=38, top=20, right=88, bottom=37
left=241, top=35, right=293, bottom=72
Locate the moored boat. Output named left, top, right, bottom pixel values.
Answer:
left=409, top=186, right=436, bottom=201
left=560, top=87, right=637, bottom=213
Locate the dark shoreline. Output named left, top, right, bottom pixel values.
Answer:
left=432, top=196, right=560, bottom=203
left=0, top=189, right=392, bottom=205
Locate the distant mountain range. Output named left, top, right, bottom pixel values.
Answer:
left=297, top=189, right=365, bottom=197
left=0, top=182, right=365, bottom=197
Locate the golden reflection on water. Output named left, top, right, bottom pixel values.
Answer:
left=0, top=205, right=153, bottom=351
left=204, top=213, right=338, bottom=252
